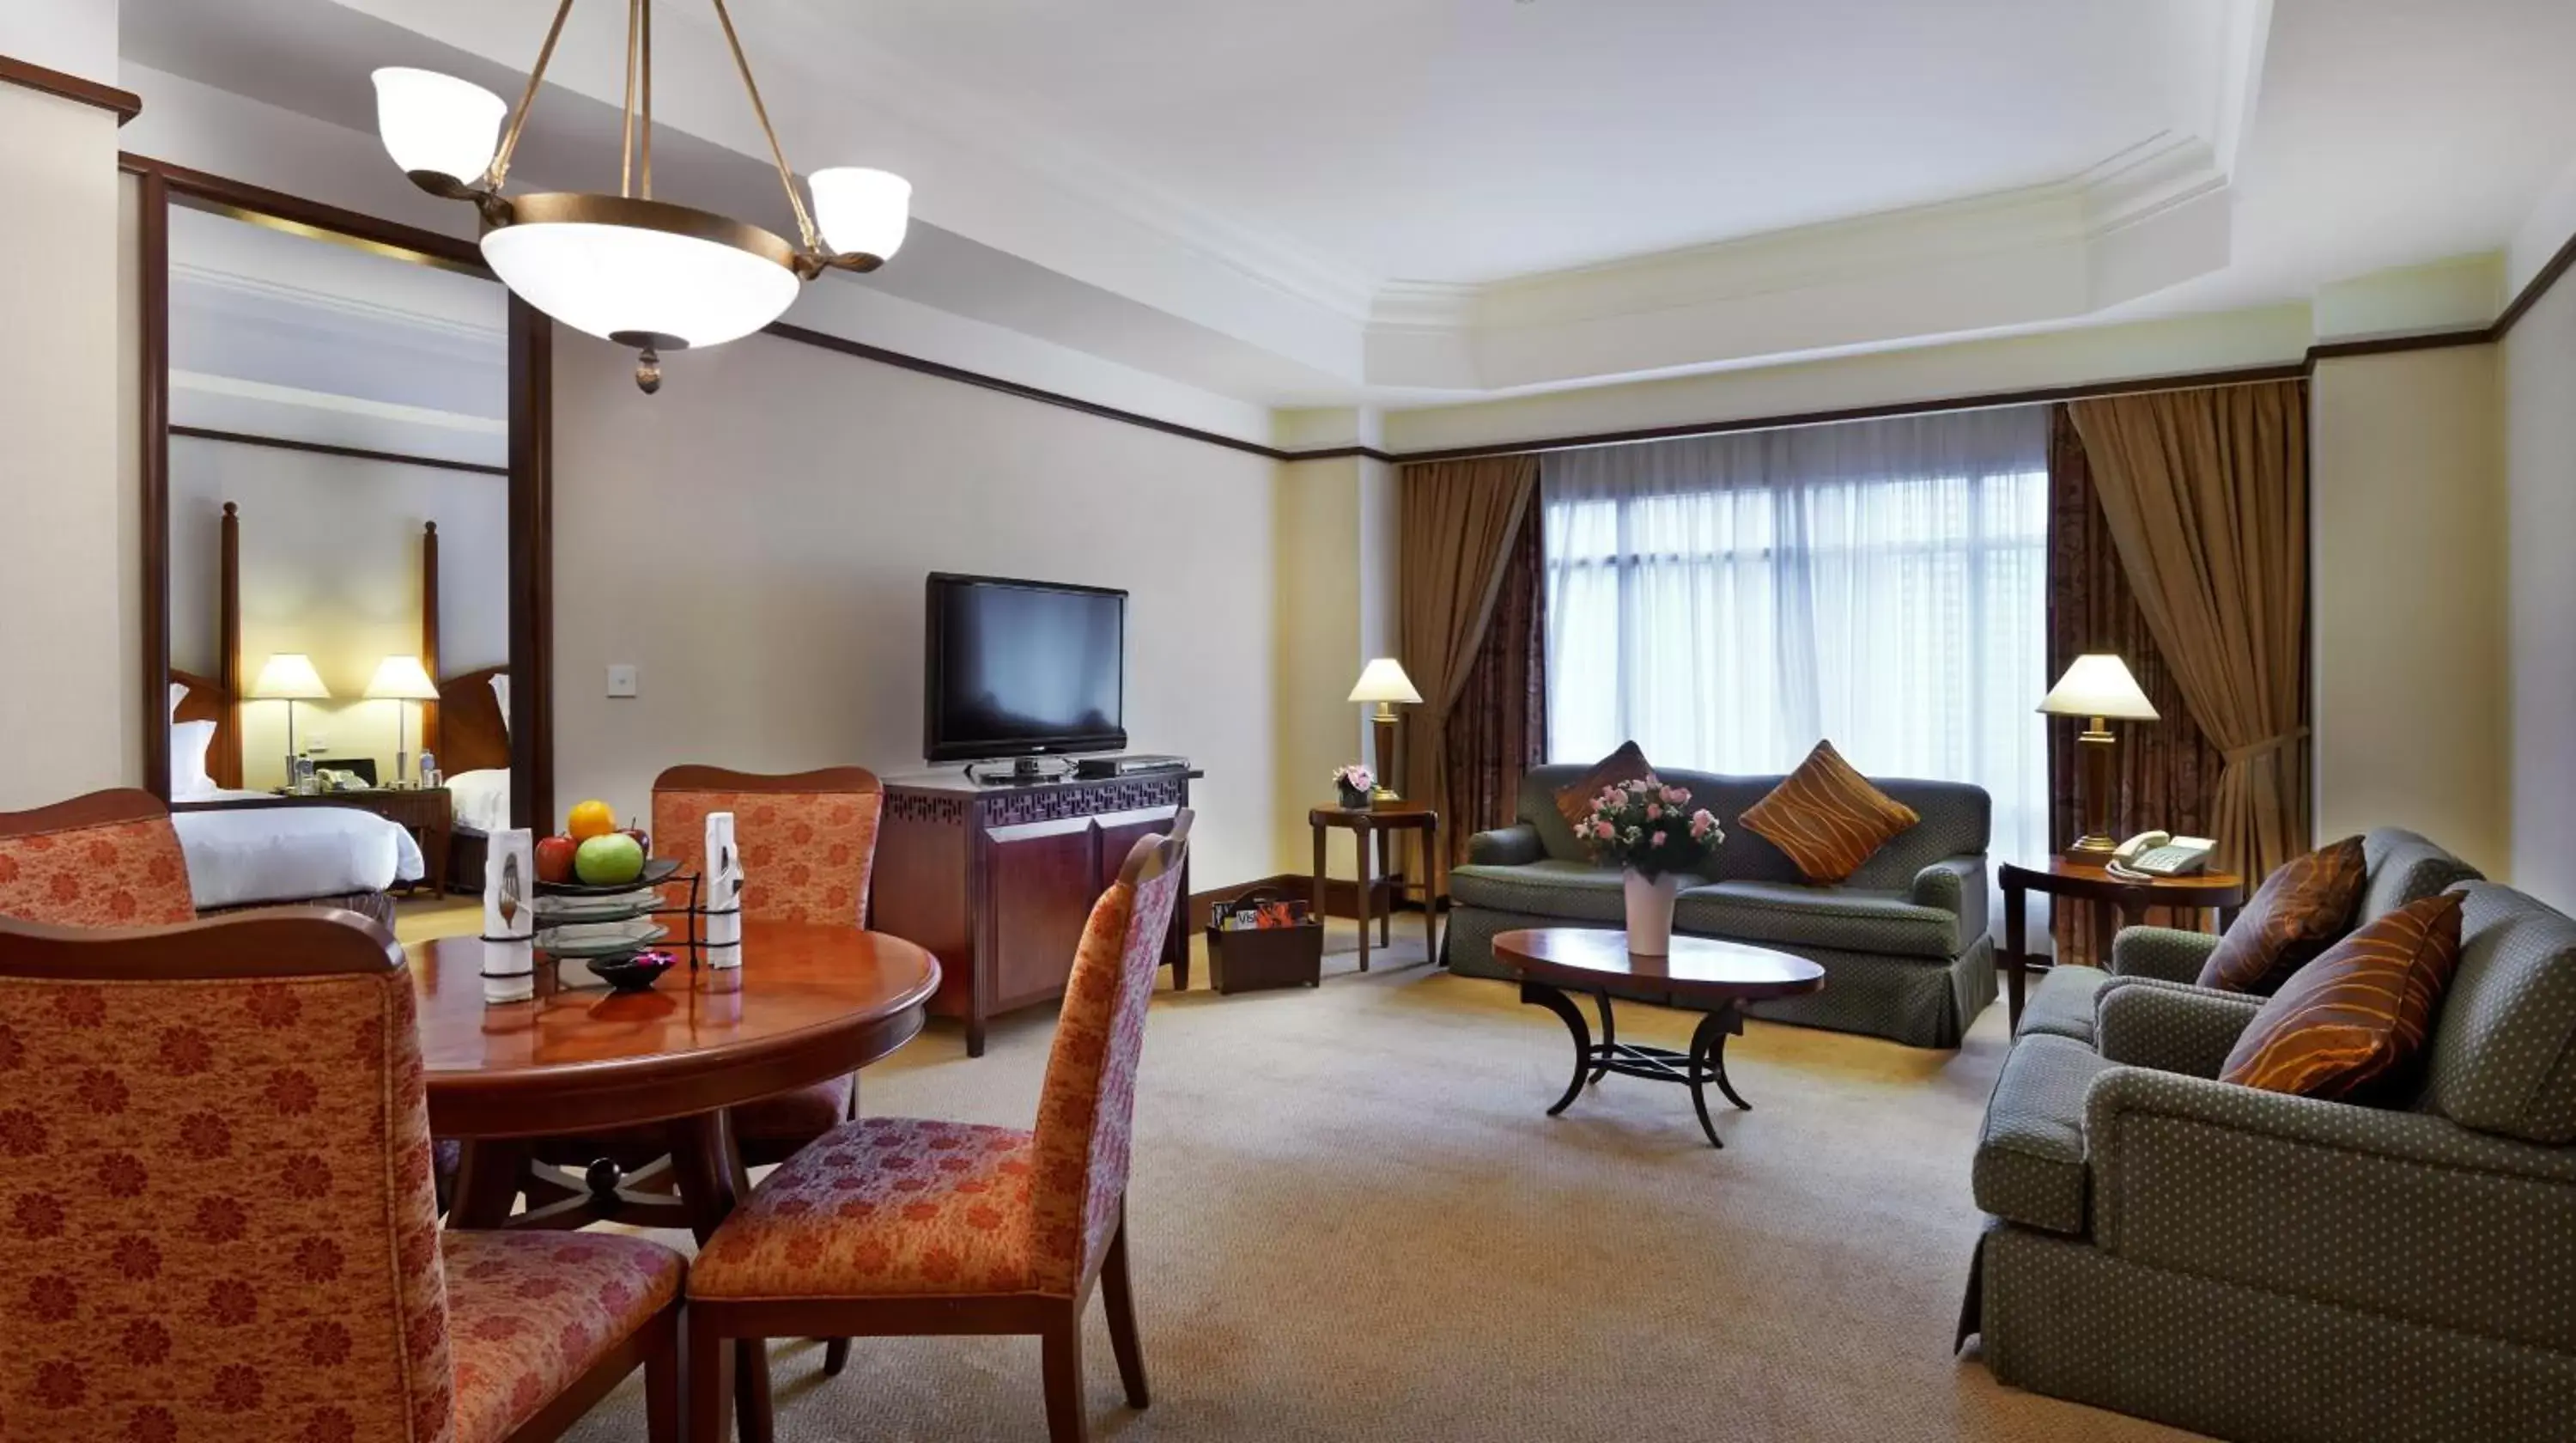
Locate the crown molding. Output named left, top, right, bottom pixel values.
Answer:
left=172, top=259, right=507, bottom=344
left=0, top=53, right=140, bottom=125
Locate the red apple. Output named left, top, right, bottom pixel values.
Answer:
left=621, top=819, right=650, bottom=854
left=534, top=834, right=578, bottom=885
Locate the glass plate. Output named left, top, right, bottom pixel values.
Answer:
left=538, top=855, right=682, bottom=898
left=537, top=920, right=668, bottom=958
left=532, top=888, right=659, bottom=922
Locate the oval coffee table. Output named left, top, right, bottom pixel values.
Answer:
left=1492, top=928, right=1826, bottom=1148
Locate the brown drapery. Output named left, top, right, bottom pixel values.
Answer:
left=1396, top=454, right=1540, bottom=857
left=2069, top=380, right=2311, bottom=885
left=1435, top=498, right=1546, bottom=865
left=2045, top=405, right=2227, bottom=965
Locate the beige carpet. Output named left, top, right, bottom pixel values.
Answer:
left=536, top=921, right=2203, bottom=1443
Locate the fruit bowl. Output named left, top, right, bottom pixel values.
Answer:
left=537, top=855, right=682, bottom=898
left=586, top=950, right=675, bottom=993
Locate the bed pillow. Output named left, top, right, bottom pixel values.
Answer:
left=168, top=680, right=189, bottom=720
left=170, top=719, right=218, bottom=801
left=490, top=673, right=511, bottom=736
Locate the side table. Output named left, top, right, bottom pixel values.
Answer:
left=1999, top=858, right=2245, bottom=1030
left=1309, top=802, right=1441, bottom=974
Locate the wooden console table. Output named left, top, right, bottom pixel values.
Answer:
left=1998, top=857, right=2245, bottom=1030
left=873, top=766, right=1196, bottom=1056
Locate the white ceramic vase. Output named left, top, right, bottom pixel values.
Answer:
left=1624, top=868, right=1680, bottom=955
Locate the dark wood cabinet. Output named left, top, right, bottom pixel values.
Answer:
left=873, top=769, right=1194, bottom=1056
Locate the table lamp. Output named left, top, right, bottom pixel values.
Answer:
left=252, top=653, right=331, bottom=784
left=366, top=655, right=440, bottom=786
left=2037, top=653, right=2160, bottom=859
left=1347, top=657, right=1421, bottom=804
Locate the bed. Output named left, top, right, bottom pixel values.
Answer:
left=163, top=500, right=428, bottom=920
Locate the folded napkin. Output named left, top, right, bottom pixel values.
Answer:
left=704, top=810, right=744, bottom=969
left=482, top=826, right=536, bottom=1002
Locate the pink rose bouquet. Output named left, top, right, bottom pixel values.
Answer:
left=1581, top=774, right=1724, bottom=880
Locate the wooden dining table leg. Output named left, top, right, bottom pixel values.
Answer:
left=447, top=1138, right=531, bottom=1229
left=669, top=1111, right=773, bottom=1443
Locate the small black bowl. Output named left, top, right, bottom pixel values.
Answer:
left=586, top=950, right=676, bottom=993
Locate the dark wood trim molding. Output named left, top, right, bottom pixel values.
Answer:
left=2495, top=228, right=2576, bottom=340
left=2305, top=326, right=2498, bottom=363
left=118, top=152, right=486, bottom=274
left=170, top=425, right=509, bottom=478
left=507, top=295, right=557, bottom=832
left=139, top=168, right=173, bottom=801
left=0, top=55, right=140, bottom=125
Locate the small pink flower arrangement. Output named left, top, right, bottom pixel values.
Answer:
left=1583, top=775, right=1723, bottom=880
left=1331, top=764, right=1375, bottom=793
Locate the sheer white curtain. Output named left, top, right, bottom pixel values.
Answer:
left=1543, top=405, right=2051, bottom=867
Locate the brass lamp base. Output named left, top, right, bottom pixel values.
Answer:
left=1370, top=709, right=1401, bottom=805
left=2062, top=721, right=2118, bottom=862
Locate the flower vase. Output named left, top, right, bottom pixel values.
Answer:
left=1624, top=869, right=1680, bottom=955
left=1336, top=782, right=1368, bottom=809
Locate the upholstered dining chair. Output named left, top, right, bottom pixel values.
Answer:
left=683, top=813, right=1192, bottom=1443
left=0, top=907, right=686, bottom=1443
left=0, top=788, right=197, bottom=928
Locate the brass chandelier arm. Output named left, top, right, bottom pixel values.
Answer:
left=619, top=0, right=639, bottom=198
left=641, top=0, right=654, bottom=198
left=708, top=0, right=821, bottom=254
left=488, top=0, right=581, bottom=192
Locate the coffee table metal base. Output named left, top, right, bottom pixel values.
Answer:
left=1519, top=982, right=1749, bottom=1148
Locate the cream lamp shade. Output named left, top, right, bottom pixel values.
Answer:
left=251, top=654, right=331, bottom=700
left=2036, top=654, right=2159, bottom=722
left=1347, top=658, right=1424, bottom=706
left=364, top=655, right=440, bottom=701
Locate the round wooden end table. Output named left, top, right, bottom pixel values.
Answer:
left=1492, top=928, right=1826, bottom=1149
left=417, top=922, right=940, bottom=1443
left=1996, top=858, right=2245, bottom=1031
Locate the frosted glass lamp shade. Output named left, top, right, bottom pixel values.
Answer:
left=364, top=655, right=440, bottom=701
left=372, top=68, right=505, bottom=185
left=2037, top=654, right=2159, bottom=722
left=480, top=205, right=802, bottom=350
left=252, top=654, right=331, bottom=700
left=1348, top=658, right=1423, bottom=705
left=810, top=167, right=912, bottom=260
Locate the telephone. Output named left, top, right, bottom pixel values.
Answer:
left=2106, top=831, right=2217, bottom=880
left=313, top=768, right=372, bottom=793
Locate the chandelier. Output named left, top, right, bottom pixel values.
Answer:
left=372, top=0, right=908, bottom=393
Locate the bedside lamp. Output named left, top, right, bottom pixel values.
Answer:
left=365, top=655, right=440, bottom=787
left=1347, top=657, right=1421, bottom=804
left=2038, top=653, right=2160, bottom=859
left=251, top=653, right=331, bottom=784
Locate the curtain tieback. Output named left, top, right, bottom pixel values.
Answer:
left=2222, top=727, right=2310, bottom=765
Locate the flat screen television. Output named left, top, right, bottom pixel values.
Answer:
left=923, top=573, right=1127, bottom=763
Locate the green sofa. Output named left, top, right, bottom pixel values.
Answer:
left=1448, top=763, right=1996, bottom=1048
left=1963, top=863, right=2576, bottom=1442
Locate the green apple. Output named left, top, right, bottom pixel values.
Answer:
left=574, top=831, right=646, bottom=886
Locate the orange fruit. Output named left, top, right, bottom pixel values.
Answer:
left=567, top=799, right=617, bottom=842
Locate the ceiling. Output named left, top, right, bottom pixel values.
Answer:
left=119, top=0, right=2576, bottom=410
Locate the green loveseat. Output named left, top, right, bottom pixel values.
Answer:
left=1447, top=763, right=1996, bottom=1048
left=1963, top=869, right=2576, bottom=1441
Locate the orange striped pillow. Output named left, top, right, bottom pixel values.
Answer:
left=2196, top=835, right=2367, bottom=995
left=1739, top=740, right=1920, bottom=884
left=2220, top=891, right=2464, bottom=1100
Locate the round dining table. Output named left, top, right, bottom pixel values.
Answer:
left=416, top=921, right=941, bottom=1443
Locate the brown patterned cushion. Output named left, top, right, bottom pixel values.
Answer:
left=1738, top=740, right=1920, bottom=884
left=2221, top=891, right=2465, bottom=1100
left=2196, top=835, right=2367, bottom=995
left=1554, top=742, right=1654, bottom=835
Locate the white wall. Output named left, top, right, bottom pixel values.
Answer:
left=2505, top=270, right=2576, bottom=910
left=0, top=82, right=130, bottom=808
left=2311, top=346, right=2509, bottom=875
left=549, top=328, right=1281, bottom=887
left=167, top=438, right=507, bottom=790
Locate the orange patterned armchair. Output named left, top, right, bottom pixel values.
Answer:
left=683, top=813, right=1191, bottom=1443
left=0, top=908, right=685, bottom=1443
left=0, top=789, right=196, bottom=929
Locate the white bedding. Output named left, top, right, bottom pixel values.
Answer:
left=172, top=801, right=427, bottom=909
left=447, top=768, right=513, bottom=835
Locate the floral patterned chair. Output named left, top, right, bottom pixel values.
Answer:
left=0, top=788, right=197, bottom=929
left=0, top=907, right=686, bottom=1443
left=683, top=813, right=1192, bottom=1443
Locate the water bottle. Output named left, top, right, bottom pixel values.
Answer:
left=419, top=751, right=441, bottom=789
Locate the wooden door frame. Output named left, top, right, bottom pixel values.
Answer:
left=125, top=155, right=555, bottom=830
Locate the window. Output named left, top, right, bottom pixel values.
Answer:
left=1542, top=406, right=2051, bottom=868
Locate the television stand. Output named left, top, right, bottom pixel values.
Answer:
left=874, top=764, right=1200, bottom=1055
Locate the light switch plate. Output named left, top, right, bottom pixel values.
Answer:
left=606, top=664, right=639, bottom=698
